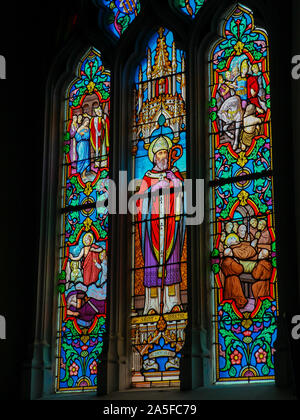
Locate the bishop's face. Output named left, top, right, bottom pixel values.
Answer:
left=154, top=149, right=169, bottom=171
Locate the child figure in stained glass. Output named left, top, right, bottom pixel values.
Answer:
left=70, top=261, right=84, bottom=284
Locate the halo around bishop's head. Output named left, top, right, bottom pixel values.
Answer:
left=148, top=136, right=173, bottom=163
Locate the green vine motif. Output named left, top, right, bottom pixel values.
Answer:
left=219, top=300, right=277, bottom=377
left=64, top=132, right=70, bottom=143
left=247, top=137, right=265, bottom=159
left=65, top=177, right=85, bottom=209
left=69, top=177, right=85, bottom=195
left=64, top=145, right=70, bottom=155
left=219, top=196, right=236, bottom=219
left=213, top=8, right=267, bottom=74
left=60, top=342, right=81, bottom=387
left=253, top=177, right=272, bottom=211
left=67, top=218, right=83, bottom=245
left=209, top=98, right=217, bottom=109
left=173, top=0, right=206, bottom=18
left=217, top=187, right=270, bottom=219
left=209, top=111, right=217, bottom=122
left=215, top=145, right=238, bottom=179
left=57, top=270, right=66, bottom=283
left=60, top=317, right=106, bottom=387
left=250, top=194, right=268, bottom=214
left=96, top=169, right=109, bottom=183
left=70, top=53, right=110, bottom=108
left=251, top=140, right=271, bottom=174
left=57, top=271, right=66, bottom=294
left=93, top=218, right=109, bottom=240
left=117, top=14, right=131, bottom=35
left=211, top=248, right=220, bottom=274
left=217, top=60, right=227, bottom=71
left=215, top=138, right=270, bottom=182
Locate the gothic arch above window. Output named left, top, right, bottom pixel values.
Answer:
left=56, top=47, right=110, bottom=393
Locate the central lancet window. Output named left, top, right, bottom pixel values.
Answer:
left=130, top=27, right=188, bottom=388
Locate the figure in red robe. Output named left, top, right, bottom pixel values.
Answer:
left=69, top=233, right=102, bottom=287
left=247, top=73, right=266, bottom=118
left=90, top=105, right=110, bottom=168
left=136, top=136, right=185, bottom=315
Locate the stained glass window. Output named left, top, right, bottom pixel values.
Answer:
left=171, top=0, right=207, bottom=19
left=130, top=27, right=188, bottom=388
left=56, top=48, right=110, bottom=392
left=209, top=5, right=278, bottom=383
left=94, top=0, right=141, bottom=38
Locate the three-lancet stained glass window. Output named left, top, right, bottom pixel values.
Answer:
left=130, top=27, right=188, bottom=388
left=209, top=5, right=278, bottom=383
left=53, top=1, right=282, bottom=394
left=56, top=48, right=110, bottom=392
left=95, top=0, right=141, bottom=39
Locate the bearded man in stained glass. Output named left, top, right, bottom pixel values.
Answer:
left=137, top=136, right=185, bottom=315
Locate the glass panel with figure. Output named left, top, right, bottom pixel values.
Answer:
left=209, top=5, right=278, bottom=383
left=130, top=27, right=188, bottom=388
left=56, top=48, right=110, bottom=392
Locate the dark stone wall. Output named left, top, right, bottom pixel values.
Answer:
left=0, top=0, right=84, bottom=400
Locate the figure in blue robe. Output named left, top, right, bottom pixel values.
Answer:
left=75, top=118, right=91, bottom=174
